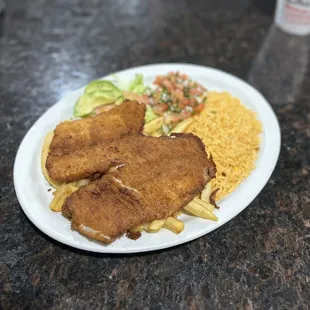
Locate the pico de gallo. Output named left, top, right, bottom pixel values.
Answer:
left=146, top=72, right=207, bottom=131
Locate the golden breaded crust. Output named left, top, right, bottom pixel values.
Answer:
left=62, top=134, right=216, bottom=243
left=47, top=133, right=216, bottom=183
left=49, top=100, right=146, bottom=156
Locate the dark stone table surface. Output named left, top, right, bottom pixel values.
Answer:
left=0, top=0, right=309, bottom=309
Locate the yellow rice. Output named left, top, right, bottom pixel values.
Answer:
left=186, top=91, right=262, bottom=201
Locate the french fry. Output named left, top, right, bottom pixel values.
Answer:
left=143, top=223, right=150, bottom=231
left=150, top=130, right=163, bottom=137
left=193, top=197, right=214, bottom=212
left=143, top=117, right=164, bottom=134
left=184, top=200, right=218, bottom=221
left=145, top=219, right=165, bottom=233
left=41, top=131, right=61, bottom=188
left=173, top=211, right=183, bottom=217
left=129, top=225, right=144, bottom=233
left=49, top=183, right=78, bottom=212
left=200, top=182, right=211, bottom=202
left=164, top=217, right=184, bottom=234
left=169, top=118, right=193, bottom=134
left=76, top=179, right=90, bottom=187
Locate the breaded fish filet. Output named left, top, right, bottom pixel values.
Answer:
left=49, top=100, right=146, bottom=155
left=47, top=132, right=213, bottom=183
left=62, top=134, right=216, bottom=243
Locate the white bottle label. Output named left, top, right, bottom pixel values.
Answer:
left=275, top=0, right=310, bottom=35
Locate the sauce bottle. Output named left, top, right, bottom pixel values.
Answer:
left=275, top=0, right=310, bottom=35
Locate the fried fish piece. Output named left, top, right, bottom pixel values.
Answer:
left=46, top=132, right=213, bottom=183
left=62, top=134, right=216, bottom=244
left=49, top=100, right=146, bottom=156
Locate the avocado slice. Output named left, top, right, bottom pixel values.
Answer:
left=85, top=80, right=122, bottom=97
left=74, top=91, right=123, bottom=117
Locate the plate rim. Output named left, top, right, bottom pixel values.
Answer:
left=13, top=63, right=281, bottom=254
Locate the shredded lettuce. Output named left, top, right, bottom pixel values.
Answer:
left=127, top=74, right=146, bottom=94
left=145, top=105, right=158, bottom=123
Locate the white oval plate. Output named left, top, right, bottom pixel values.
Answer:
left=14, top=64, right=280, bottom=253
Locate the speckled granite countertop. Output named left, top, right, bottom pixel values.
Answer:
left=0, top=1, right=309, bottom=309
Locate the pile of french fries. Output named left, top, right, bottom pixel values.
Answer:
left=143, top=117, right=194, bottom=136
left=43, top=116, right=218, bottom=236
left=129, top=182, right=217, bottom=235
left=47, top=176, right=217, bottom=234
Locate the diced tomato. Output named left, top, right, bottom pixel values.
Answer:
left=178, top=101, right=186, bottom=109
left=154, top=76, right=164, bottom=85
left=165, top=113, right=182, bottom=124
left=153, top=104, right=168, bottom=115
left=174, top=89, right=184, bottom=101
left=180, top=110, right=192, bottom=119
left=93, top=103, right=116, bottom=115
left=161, top=103, right=169, bottom=111
left=194, top=103, right=205, bottom=113
left=144, top=95, right=150, bottom=104
left=175, top=83, right=184, bottom=90
left=190, top=88, right=201, bottom=95
left=162, top=79, right=174, bottom=92
left=189, top=98, right=197, bottom=106
left=123, top=91, right=149, bottom=104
